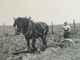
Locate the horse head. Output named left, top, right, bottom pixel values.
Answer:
left=13, top=17, right=31, bottom=35
left=13, top=17, right=24, bottom=35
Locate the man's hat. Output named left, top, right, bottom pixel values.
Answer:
left=64, top=22, right=68, bottom=24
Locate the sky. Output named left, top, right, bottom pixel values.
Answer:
left=0, top=0, right=80, bottom=26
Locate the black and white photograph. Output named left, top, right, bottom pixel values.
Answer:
left=0, top=0, right=80, bottom=60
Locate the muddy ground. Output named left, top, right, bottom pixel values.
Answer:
left=0, top=26, right=80, bottom=60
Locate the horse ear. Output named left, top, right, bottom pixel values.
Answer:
left=25, top=17, right=27, bottom=19
left=13, top=17, right=16, bottom=20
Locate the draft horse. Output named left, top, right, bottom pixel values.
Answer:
left=13, top=17, right=48, bottom=52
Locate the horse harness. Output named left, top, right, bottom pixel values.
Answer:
left=38, top=23, right=47, bottom=34
left=24, top=20, right=47, bottom=36
left=24, top=20, right=42, bottom=35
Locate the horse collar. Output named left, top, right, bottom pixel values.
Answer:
left=24, top=20, right=32, bottom=36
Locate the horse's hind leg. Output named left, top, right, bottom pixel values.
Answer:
left=41, top=34, right=47, bottom=50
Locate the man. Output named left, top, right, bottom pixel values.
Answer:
left=62, top=22, right=71, bottom=38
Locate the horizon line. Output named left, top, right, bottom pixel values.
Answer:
left=0, top=22, right=80, bottom=26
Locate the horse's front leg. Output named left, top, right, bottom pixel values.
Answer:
left=27, top=39, right=30, bottom=52
left=25, top=37, right=30, bottom=52
left=32, top=37, right=37, bottom=51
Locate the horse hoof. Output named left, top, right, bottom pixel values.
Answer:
left=29, top=48, right=38, bottom=53
left=34, top=48, right=37, bottom=51
left=25, top=50, right=30, bottom=53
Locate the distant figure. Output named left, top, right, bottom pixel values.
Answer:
left=62, top=22, right=71, bottom=38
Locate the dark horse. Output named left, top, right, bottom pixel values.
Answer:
left=13, top=17, right=48, bottom=52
